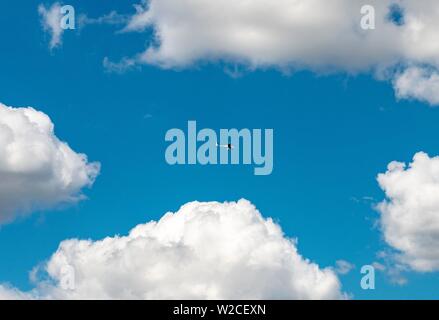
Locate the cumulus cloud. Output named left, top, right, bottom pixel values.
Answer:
left=128, top=0, right=439, bottom=70
left=0, top=102, right=100, bottom=224
left=38, top=2, right=64, bottom=50
left=0, top=285, right=30, bottom=300
left=122, top=0, right=395, bottom=69
left=393, top=67, right=439, bottom=106
left=0, top=199, right=344, bottom=299
left=109, top=0, right=439, bottom=105
left=37, top=1, right=439, bottom=105
left=377, top=152, right=439, bottom=272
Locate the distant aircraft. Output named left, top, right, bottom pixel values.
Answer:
left=216, top=142, right=234, bottom=150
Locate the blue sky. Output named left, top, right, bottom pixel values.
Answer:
left=1, top=0, right=439, bottom=299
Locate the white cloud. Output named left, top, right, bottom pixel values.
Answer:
left=334, top=260, right=355, bottom=275
left=122, top=2, right=153, bottom=32
left=124, top=0, right=395, bottom=69
left=0, top=285, right=30, bottom=300
left=131, top=0, right=439, bottom=70
left=113, top=0, right=439, bottom=105
left=38, top=2, right=64, bottom=50
left=393, top=67, right=439, bottom=106
left=1, top=199, right=344, bottom=299
left=371, top=262, right=386, bottom=272
left=372, top=253, right=408, bottom=285
left=0, top=102, right=100, bottom=224
left=77, top=11, right=128, bottom=27
left=103, top=56, right=138, bottom=73
left=38, top=2, right=130, bottom=49
left=377, top=152, right=439, bottom=272
left=36, top=1, right=439, bottom=105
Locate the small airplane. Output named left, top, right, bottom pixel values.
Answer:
left=216, top=142, right=234, bottom=150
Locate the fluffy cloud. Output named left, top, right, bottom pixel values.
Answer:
left=393, top=67, right=439, bottom=105
left=123, top=0, right=393, bottom=69
left=126, top=0, right=439, bottom=70
left=0, top=102, right=100, bottom=223
left=111, top=0, right=439, bottom=105
left=1, top=200, right=344, bottom=299
left=38, top=2, right=64, bottom=50
left=0, top=285, right=30, bottom=300
left=377, top=152, right=439, bottom=272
